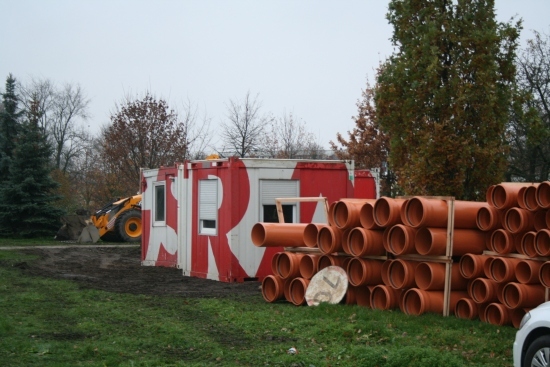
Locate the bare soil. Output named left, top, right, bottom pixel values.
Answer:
left=7, top=245, right=262, bottom=300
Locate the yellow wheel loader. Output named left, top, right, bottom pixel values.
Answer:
left=88, top=194, right=142, bottom=242
left=56, top=194, right=142, bottom=243
left=55, top=195, right=141, bottom=242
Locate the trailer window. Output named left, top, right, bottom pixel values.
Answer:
left=260, top=180, right=299, bottom=223
left=199, top=179, right=218, bottom=235
left=154, top=183, right=165, bottom=224
left=263, top=204, right=294, bottom=223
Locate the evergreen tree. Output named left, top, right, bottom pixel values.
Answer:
left=0, top=96, right=65, bottom=237
left=0, top=74, right=23, bottom=180
left=375, top=0, right=521, bottom=200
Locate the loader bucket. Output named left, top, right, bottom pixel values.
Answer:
left=78, top=224, right=101, bottom=243
left=55, top=215, right=89, bottom=241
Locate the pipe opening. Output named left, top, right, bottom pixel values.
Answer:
left=251, top=223, right=267, bottom=246
left=334, top=202, right=350, bottom=229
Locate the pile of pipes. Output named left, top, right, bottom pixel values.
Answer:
left=251, top=182, right=550, bottom=328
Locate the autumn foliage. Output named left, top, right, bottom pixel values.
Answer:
left=330, top=83, right=393, bottom=195
left=101, top=93, right=190, bottom=198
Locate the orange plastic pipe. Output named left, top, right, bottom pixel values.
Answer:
left=355, top=285, right=375, bottom=308
left=484, top=303, right=512, bottom=326
left=373, top=197, right=406, bottom=228
left=414, top=262, right=468, bottom=291
left=523, top=184, right=541, bottom=211
left=318, top=225, right=343, bottom=254
left=317, top=254, right=345, bottom=271
left=483, top=256, right=496, bottom=278
left=370, top=284, right=402, bottom=310
left=283, top=277, right=294, bottom=302
left=415, top=227, right=486, bottom=256
left=536, top=181, right=550, bottom=209
left=327, top=201, right=337, bottom=226
left=517, top=186, right=529, bottom=209
left=497, top=282, right=507, bottom=304
left=478, top=303, right=490, bottom=323
left=346, top=257, right=383, bottom=286
left=382, top=227, right=392, bottom=252
left=334, top=199, right=374, bottom=230
left=251, top=223, right=307, bottom=247
left=516, top=259, right=543, bottom=284
left=535, top=229, right=550, bottom=256
left=403, top=197, right=447, bottom=228
left=404, top=197, right=489, bottom=229
left=381, top=259, right=393, bottom=286
left=504, top=207, right=535, bottom=233
left=502, top=282, right=546, bottom=309
left=347, top=227, right=385, bottom=257
left=520, top=231, right=538, bottom=257
left=539, top=261, right=550, bottom=287
left=485, top=185, right=496, bottom=206
left=341, top=256, right=354, bottom=272
left=511, top=308, right=531, bottom=329
left=387, top=259, right=416, bottom=290
left=341, top=228, right=353, bottom=255
left=534, top=210, right=548, bottom=232
left=277, top=252, right=305, bottom=280
left=476, top=206, right=504, bottom=231
left=490, top=229, right=517, bottom=255
left=387, top=224, right=417, bottom=256
left=489, top=257, right=522, bottom=283
left=271, top=252, right=283, bottom=277
left=359, top=201, right=382, bottom=229
left=491, top=183, right=535, bottom=210
left=298, top=254, right=320, bottom=280
left=303, top=223, right=324, bottom=248
left=454, top=298, right=479, bottom=320
left=344, top=285, right=358, bottom=305
left=468, top=277, right=501, bottom=304
left=261, top=275, right=285, bottom=302
left=484, top=232, right=493, bottom=251
left=289, top=278, right=310, bottom=306
left=402, top=288, right=468, bottom=316
left=399, top=198, right=410, bottom=226
left=459, top=253, right=492, bottom=279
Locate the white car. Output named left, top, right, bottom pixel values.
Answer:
left=514, top=301, right=550, bottom=367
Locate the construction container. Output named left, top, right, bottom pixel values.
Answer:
left=140, top=157, right=379, bottom=282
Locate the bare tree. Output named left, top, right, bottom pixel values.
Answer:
left=507, top=29, right=550, bottom=181
left=69, top=136, right=114, bottom=211
left=178, top=98, right=213, bottom=160
left=302, top=140, right=328, bottom=160
left=18, top=77, right=55, bottom=134
left=263, top=111, right=324, bottom=159
left=18, top=78, right=90, bottom=172
left=50, top=83, right=90, bottom=172
left=220, top=92, right=272, bottom=157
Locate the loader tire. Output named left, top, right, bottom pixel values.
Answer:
left=116, top=209, right=142, bottom=243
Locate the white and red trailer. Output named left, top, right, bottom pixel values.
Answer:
left=140, top=157, right=378, bottom=282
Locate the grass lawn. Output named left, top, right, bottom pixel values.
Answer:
left=0, top=241, right=518, bottom=366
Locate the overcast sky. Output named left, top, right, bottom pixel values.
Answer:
left=1, top=1, right=549, bottom=151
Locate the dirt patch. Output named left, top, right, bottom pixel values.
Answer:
left=7, top=246, right=262, bottom=300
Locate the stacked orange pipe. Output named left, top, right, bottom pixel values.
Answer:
left=255, top=185, right=550, bottom=326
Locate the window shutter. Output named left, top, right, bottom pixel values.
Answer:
left=260, top=180, right=299, bottom=204
left=199, top=180, right=217, bottom=219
